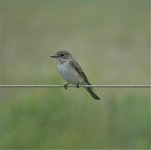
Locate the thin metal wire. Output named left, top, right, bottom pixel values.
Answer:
left=0, top=84, right=150, bottom=88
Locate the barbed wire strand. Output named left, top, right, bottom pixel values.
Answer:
left=0, top=85, right=150, bottom=88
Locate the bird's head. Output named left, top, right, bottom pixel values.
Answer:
left=50, top=50, right=72, bottom=63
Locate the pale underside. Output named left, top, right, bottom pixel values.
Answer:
left=57, top=59, right=88, bottom=85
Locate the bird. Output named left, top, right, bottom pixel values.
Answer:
left=50, top=50, right=100, bottom=100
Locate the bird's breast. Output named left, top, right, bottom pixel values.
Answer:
left=57, top=61, right=84, bottom=84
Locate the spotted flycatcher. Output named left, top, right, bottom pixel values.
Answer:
left=51, top=50, right=100, bottom=100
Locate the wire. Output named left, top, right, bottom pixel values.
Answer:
left=0, top=84, right=150, bottom=88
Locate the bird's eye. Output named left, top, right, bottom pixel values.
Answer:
left=60, top=54, right=64, bottom=56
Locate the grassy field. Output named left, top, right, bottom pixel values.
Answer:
left=0, top=0, right=150, bottom=149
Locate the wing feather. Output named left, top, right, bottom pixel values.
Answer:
left=69, top=59, right=90, bottom=84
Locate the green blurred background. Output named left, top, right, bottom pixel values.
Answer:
left=0, top=0, right=150, bottom=149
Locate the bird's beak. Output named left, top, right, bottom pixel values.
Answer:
left=50, top=55, right=58, bottom=58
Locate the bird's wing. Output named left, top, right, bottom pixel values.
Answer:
left=69, top=58, right=90, bottom=84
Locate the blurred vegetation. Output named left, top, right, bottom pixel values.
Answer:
left=0, top=0, right=150, bottom=149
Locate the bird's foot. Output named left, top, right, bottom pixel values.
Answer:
left=64, top=82, right=70, bottom=90
left=76, top=83, right=79, bottom=88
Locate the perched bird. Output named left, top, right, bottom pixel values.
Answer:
left=51, top=50, right=100, bottom=100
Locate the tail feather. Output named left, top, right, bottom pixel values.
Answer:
left=85, top=87, right=100, bottom=100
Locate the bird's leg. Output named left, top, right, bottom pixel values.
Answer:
left=64, top=82, right=70, bottom=90
left=76, top=83, right=79, bottom=88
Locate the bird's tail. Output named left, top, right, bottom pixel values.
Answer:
left=85, top=87, right=100, bottom=100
